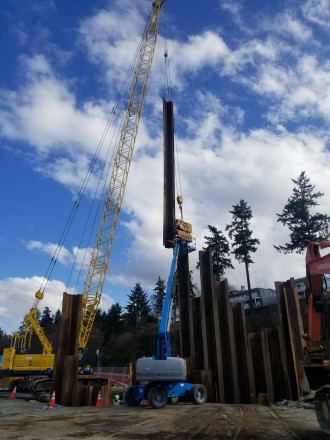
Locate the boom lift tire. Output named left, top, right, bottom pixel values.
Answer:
left=148, top=385, right=168, bottom=409
left=125, top=386, right=141, bottom=407
left=190, top=384, right=207, bottom=404
left=314, top=385, right=330, bottom=435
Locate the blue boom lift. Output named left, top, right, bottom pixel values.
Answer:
left=125, top=225, right=207, bottom=409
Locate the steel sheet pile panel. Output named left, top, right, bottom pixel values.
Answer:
left=216, top=280, right=240, bottom=403
left=248, top=332, right=269, bottom=402
left=276, top=281, right=310, bottom=399
left=163, top=99, right=175, bottom=249
left=177, top=251, right=194, bottom=360
left=232, top=302, right=256, bottom=403
left=192, top=297, right=204, bottom=372
left=53, top=292, right=82, bottom=406
left=265, top=328, right=291, bottom=402
left=199, top=248, right=224, bottom=402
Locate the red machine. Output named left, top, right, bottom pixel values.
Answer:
left=305, top=240, right=330, bottom=434
left=305, top=240, right=330, bottom=360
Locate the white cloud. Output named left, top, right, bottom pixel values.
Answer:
left=0, top=276, right=67, bottom=333
left=302, top=0, right=330, bottom=29
left=0, top=54, right=111, bottom=156
left=25, top=240, right=93, bottom=272
left=0, top=275, right=114, bottom=334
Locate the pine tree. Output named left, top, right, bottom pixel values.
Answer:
left=104, top=303, right=123, bottom=342
left=52, top=309, right=61, bottom=323
left=274, top=171, right=330, bottom=254
left=151, top=277, right=166, bottom=317
left=197, top=225, right=233, bottom=281
left=39, top=307, right=53, bottom=328
left=226, top=199, right=260, bottom=309
left=125, top=282, right=151, bottom=328
left=0, top=327, right=9, bottom=351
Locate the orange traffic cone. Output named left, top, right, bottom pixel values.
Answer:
left=10, top=386, right=17, bottom=399
left=96, top=390, right=103, bottom=408
left=49, top=390, right=56, bottom=406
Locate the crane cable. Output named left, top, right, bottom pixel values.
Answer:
left=37, top=22, right=148, bottom=299
left=67, top=10, right=158, bottom=294
left=160, top=5, right=183, bottom=212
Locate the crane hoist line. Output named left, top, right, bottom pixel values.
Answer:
left=0, top=0, right=165, bottom=392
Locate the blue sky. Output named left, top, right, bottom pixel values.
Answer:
left=2, top=0, right=330, bottom=333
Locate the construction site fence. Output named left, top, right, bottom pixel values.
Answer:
left=92, top=367, right=129, bottom=376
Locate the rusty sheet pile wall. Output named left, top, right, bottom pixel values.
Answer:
left=188, top=249, right=311, bottom=404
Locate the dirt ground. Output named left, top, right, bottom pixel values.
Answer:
left=0, top=397, right=329, bottom=440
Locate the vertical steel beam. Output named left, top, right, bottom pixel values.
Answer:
left=177, top=252, right=193, bottom=358
left=232, top=302, right=256, bottom=403
left=217, top=280, right=240, bottom=403
left=199, top=248, right=225, bottom=402
left=163, top=99, right=175, bottom=248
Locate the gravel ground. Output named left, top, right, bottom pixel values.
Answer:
left=0, top=396, right=329, bottom=440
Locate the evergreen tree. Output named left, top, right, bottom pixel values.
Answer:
left=125, top=282, right=151, bottom=328
left=226, top=200, right=260, bottom=309
left=39, top=306, right=53, bottom=328
left=197, top=225, right=233, bottom=281
left=0, top=327, right=9, bottom=351
left=93, top=309, right=104, bottom=328
left=104, top=303, right=123, bottom=342
left=274, top=171, right=330, bottom=254
left=151, top=277, right=166, bottom=317
left=52, top=309, right=61, bottom=323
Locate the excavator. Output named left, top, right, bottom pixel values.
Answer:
left=125, top=213, right=207, bottom=409
left=0, top=0, right=165, bottom=394
left=303, top=240, right=330, bottom=434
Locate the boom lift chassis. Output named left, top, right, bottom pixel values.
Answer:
left=125, top=236, right=207, bottom=409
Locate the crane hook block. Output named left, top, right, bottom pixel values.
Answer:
left=35, top=290, right=44, bottom=300
left=177, top=195, right=183, bottom=206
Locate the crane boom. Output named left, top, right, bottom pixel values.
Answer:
left=79, top=0, right=165, bottom=348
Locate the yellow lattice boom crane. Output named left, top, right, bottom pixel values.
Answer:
left=79, top=0, right=164, bottom=349
left=0, top=0, right=164, bottom=391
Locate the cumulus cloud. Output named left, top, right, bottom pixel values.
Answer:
left=302, top=0, right=330, bottom=29
left=0, top=275, right=114, bottom=333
